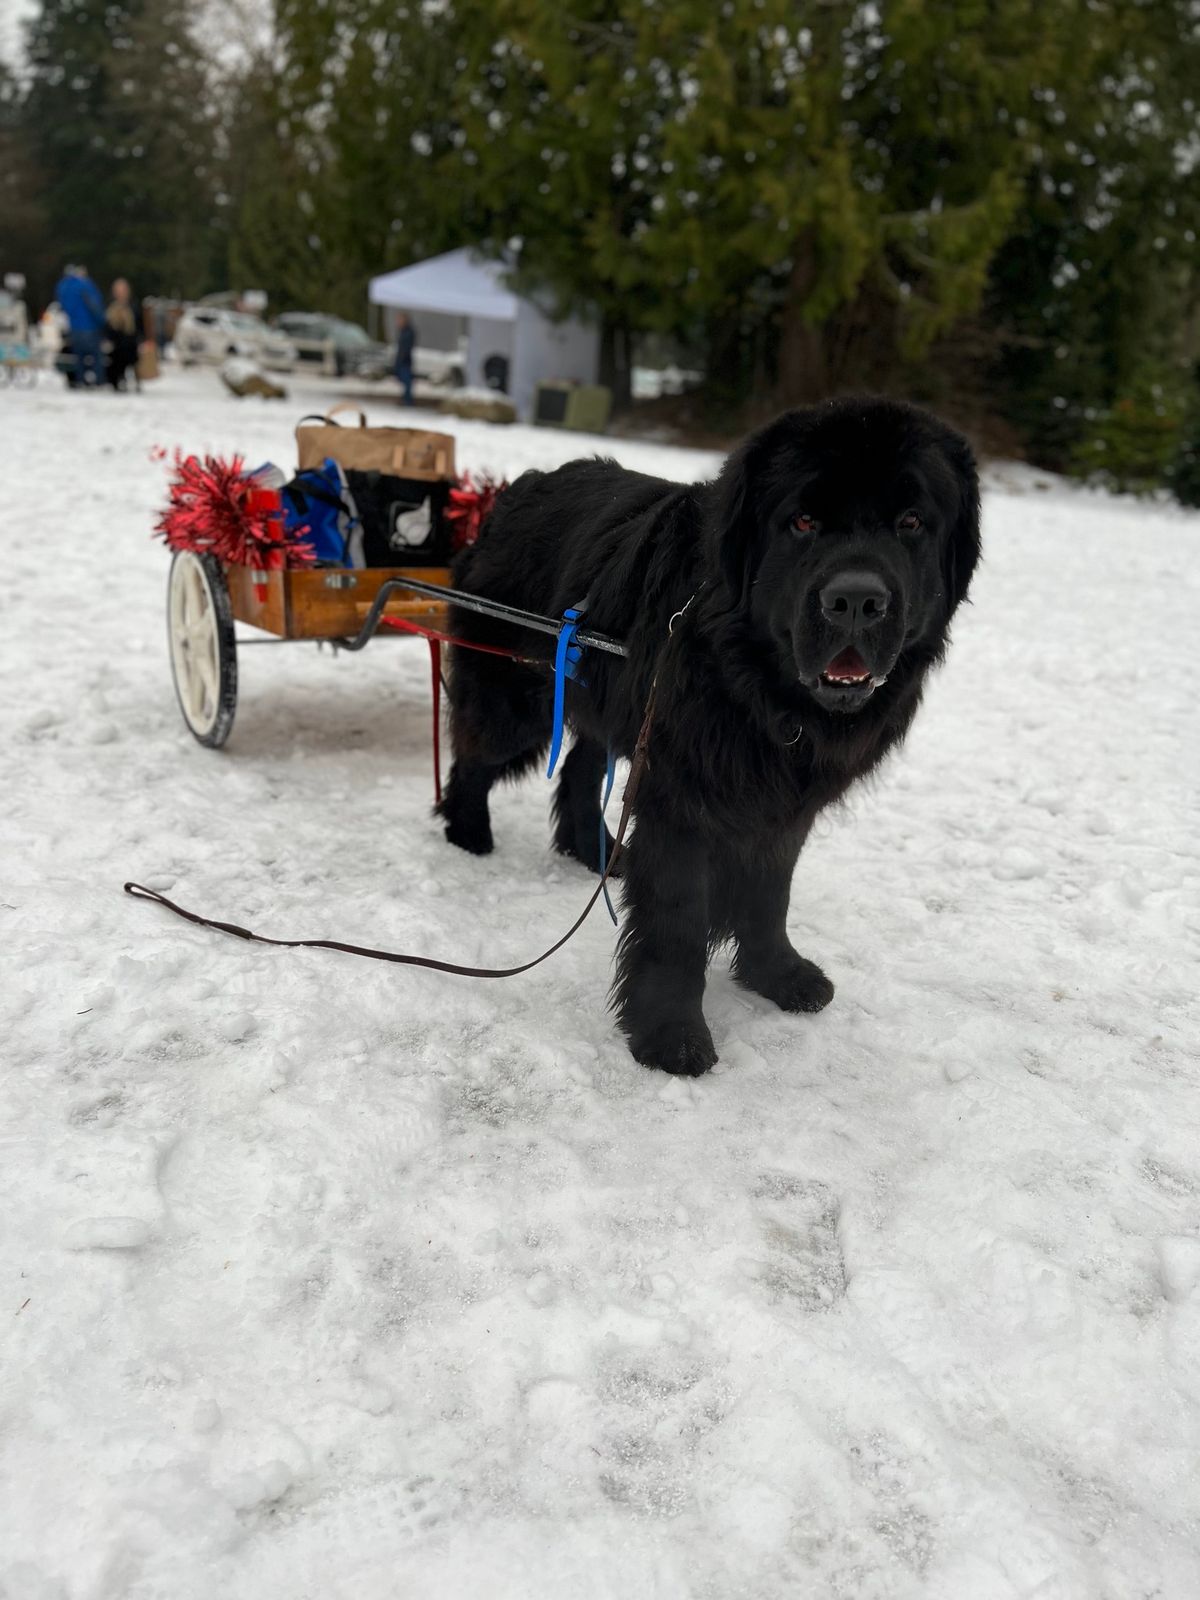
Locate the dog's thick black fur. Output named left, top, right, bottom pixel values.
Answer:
left=438, top=398, right=981, bottom=1075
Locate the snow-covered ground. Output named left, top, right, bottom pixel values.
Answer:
left=3, top=366, right=1199, bottom=1600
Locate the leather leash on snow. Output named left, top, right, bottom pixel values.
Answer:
left=124, top=678, right=661, bottom=981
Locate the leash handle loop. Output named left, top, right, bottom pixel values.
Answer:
left=124, top=632, right=670, bottom=981
left=121, top=687, right=659, bottom=982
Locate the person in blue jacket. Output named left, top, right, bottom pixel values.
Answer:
left=393, top=312, right=416, bottom=407
left=53, top=264, right=106, bottom=387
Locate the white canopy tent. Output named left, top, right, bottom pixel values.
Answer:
left=368, top=249, right=600, bottom=422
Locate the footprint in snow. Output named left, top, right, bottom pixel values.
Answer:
left=749, top=1173, right=846, bottom=1311
left=310, top=1473, right=460, bottom=1558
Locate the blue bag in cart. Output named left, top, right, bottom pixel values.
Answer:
left=256, top=458, right=365, bottom=567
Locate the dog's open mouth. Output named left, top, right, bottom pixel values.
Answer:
left=821, top=646, right=872, bottom=687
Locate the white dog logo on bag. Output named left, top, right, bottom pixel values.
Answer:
left=390, top=498, right=432, bottom=549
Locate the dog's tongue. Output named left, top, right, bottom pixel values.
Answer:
left=825, top=646, right=868, bottom=680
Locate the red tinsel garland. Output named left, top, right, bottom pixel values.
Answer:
left=155, top=451, right=314, bottom=570
left=156, top=451, right=503, bottom=567
left=445, top=471, right=507, bottom=551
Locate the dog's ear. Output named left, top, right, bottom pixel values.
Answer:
left=940, top=430, right=981, bottom=614
left=708, top=432, right=766, bottom=603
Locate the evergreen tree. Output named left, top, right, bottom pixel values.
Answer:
left=452, top=0, right=1200, bottom=424
left=0, top=62, right=55, bottom=308
left=230, top=0, right=478, bottom=318
left=451, top=1, right=680, bottom=403
left=9, top=0, right=1198, bottom=488
left=984, top=0, right=1200, bottom=466
left=22, top=0, right=221, bottom=298
left=452, top=0, right=1069, bottom=406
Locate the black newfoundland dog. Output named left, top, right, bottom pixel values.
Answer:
left=438, top=398, right=980, bottom=1075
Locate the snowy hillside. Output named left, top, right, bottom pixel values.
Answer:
left=3, top=367, right=1199, bottom=1599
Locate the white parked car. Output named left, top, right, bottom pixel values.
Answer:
left=414, top=342, right=467, bottom=388
left=175, top=307, right=297, bottom=371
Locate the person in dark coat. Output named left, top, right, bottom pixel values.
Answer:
left=104, top=278, right=144, bottom=391
left=53, top=264, right=106, bottom=387
left=393, top=312, right=416, bottom=406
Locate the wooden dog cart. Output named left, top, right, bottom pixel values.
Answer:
left=166, top=416, right=459, bottom=751
left=166, top=556, right=452, bottom=750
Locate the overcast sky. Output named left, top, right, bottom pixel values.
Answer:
left=0, top=0, right=271, bottom=70
left=0, top=0, right=35, bottom=65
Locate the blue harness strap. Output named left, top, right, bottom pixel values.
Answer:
left=548, top=603, right=620, bottom=923
left=547, top=605, right=585, bottom=779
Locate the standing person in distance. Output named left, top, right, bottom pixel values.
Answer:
left=53, top=263, right=106, bottom=387
left=105, top=278, right=144, bottom=391
left=394, top=311, right=416, bottom=407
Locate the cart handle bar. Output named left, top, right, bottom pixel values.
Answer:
left=333, top=575, right=629, bottom=657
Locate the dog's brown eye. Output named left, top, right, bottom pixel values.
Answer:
left=793, top=513, right=818, bottom=535
left=897, top=510, right=922, bottom=532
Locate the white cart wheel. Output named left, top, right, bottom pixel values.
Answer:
left=167, top=551, right=237, bottom=747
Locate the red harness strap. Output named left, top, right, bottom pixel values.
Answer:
left=373, top=613, right=543, bottom=804
left=376, top=613, right=535, bottom=658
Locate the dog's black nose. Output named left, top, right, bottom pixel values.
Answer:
left=819, top=571, right=891, bottom=631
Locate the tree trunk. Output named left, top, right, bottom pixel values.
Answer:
left=600, top=318, right=633, bottom=411
left=776, top=241, right=831, bottom=405
left=777, top=319, right=830, bottom=404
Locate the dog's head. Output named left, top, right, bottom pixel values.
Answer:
left=709, top=398, right=980, bottom=714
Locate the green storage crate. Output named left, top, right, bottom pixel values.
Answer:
left=534, top=381, right=613, bottom=433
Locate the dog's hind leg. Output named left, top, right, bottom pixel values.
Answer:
left=438, top=749, right=542, bottom=856
left=437, top=648, right=551, bottom=856
left=552, top=737, right=622, bottom=875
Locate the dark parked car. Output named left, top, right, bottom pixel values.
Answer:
left=274, top=314, right=392, bottom=379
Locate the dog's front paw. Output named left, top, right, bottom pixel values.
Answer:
left=628, top=1016, right=718, bottom=1077
left=442, top=818, right=493, bottom=855
left=738, top=954, right=835, bottom=1014
left=437, top=800, right=494, bottom=856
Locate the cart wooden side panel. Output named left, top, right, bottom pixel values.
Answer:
left=225, top=565, right=452, bottom=639
left=224, top=564, right=289, bottom=634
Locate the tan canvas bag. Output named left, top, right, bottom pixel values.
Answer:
left=295, top=404, right=456, bottom=480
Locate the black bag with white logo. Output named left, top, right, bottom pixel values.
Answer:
left=344, top=470, right=453, bottom=567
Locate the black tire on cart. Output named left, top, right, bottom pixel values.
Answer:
left=167, top=550, right=238, bottom=748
